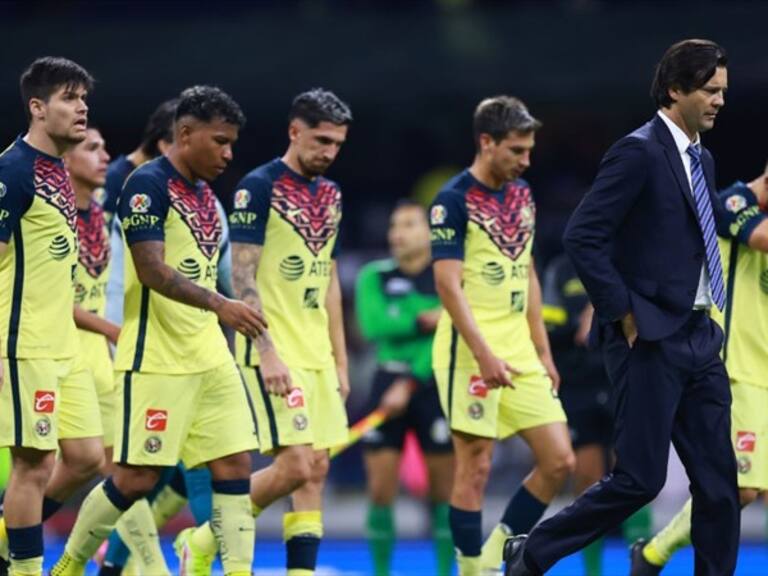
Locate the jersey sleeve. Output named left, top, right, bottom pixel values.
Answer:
left=355, top=264, right=420, bottom=341
left=0, top=168, right=34, bottom=243
left=117, top=172, right=169, bottom=245
left=715, top=181, right=768, bottom=245
left=228, top=175, right=272, bottom=245
left=429, top=189, right=467, bottom=261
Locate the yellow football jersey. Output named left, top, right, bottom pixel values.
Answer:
left=114, top=157, right=231, bottom=374
left=0, top=137, right=78, bottom=359
left=430, top=170, right=541, bottom=372
left=716, top=237, right=768, bottom=388
left=228, top=158, right=341, bottom=369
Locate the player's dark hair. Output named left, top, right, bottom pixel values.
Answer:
left=394, top=198, right=425, bottom=213
left=289, top=88, right=353, bottom=128
left=20, top=57, right=94, bottom=121
left=140, top=98, right=178, bottom=158
left=473, top=96, right=541, bottom=149
left=175, top=85, right=246, bottom=128
left=652, top=39, right=727, bottom=108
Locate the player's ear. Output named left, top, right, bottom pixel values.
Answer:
left=287, top=119, right=302, bottom=144
left=28, top=98, right=46, bottom=122
left=479, top=133, right=494, bottom=154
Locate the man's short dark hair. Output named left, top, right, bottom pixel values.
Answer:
left=651, top=39, right=728, bottom=108
left=140, top=98, right=178, bottom=158
left=175, top=86, right=246, bottom=128
left=473, top=96, right=541, bottom=148
left=20, top=57, right=94, bottom=120
left=394, top=198, right=425, bottom=213
left=289, top=88, right=352, bottom=128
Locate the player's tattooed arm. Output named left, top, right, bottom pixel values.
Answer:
left=231, top=241, right=292, bottom=396
left=327, top=261, right=350, bottom=401
left=131, top=240, right=267, bottom=339
left=526, top=259, right=561, bottom=391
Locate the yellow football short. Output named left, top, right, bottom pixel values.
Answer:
left=58, top=352, right=104, bottom=441
left=243, top=364, right=349, bottom=454
left=0, top=357, right=73, bottom=450
left=731, top=379, right=768, bottom=490
left=435, top=366, right=567, bottom=439
left=81, top=334, right=115, bottom=448
left=114, top=361, right=259, bottom=468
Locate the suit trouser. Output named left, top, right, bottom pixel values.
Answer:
left=525, top=311, right=740, bottom=576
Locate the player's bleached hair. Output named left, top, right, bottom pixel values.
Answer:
left=289, top=88, right=353, bottom=127
left=20, top=56, right=94, bottom=120
left=176, top=85, right=246, bottom=128
left=473, top=96, right=541, bottom=149
left=141, top=98, right=178, bottom=158
left=651, top=39, right=727, bottom=108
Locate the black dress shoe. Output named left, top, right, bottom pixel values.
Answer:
left=503, top=535, right=537, bottom=576
left=629, top=539, right=662, bottom=575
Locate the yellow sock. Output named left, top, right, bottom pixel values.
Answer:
left=150, top=484, right=188, bottom=530
left=9, top=556, right=43, bottom=576
left=456, top=552, right=481, bottom=576
left=63, top=481, right=126, bottom=562
left=210, top=492, right=254, bottom=575
left=480, top=523, right=511, bottom=570
left=284, top=510, right=323, bottom=576
left=643, top=498, right=692, bottom=566
left=0, top=517, right=7, bottom=560
left=115, top=499, right=170, bottom=575
left=190, top=521, right=218, bottom=556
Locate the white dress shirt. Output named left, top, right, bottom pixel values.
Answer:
left=657, top=110, right=713, bottom=309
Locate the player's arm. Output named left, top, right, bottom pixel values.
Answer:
left=327, top=260, right=350, bottom=401
left=434, top=259, right=517, bottom=388
left=130, top=240, right=266, bottom=338
left=526, top=259, right=561, bottom=390
left=231, top=241, right=291, bottom=396
left=73, top=306, right=120, bottom=345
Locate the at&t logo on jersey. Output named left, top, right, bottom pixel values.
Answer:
left=234, top=189, right=251, bottom=210
left=286, top=388, right=305, bottom=409
left=34, top=390, right=56, bottom=413
left=130, top=193, right=152, bottom=213
left=468, top=375, right=488, bottom=398
left=736, top=431, right=756, bottom=452
left=145, top=409, right=168, bottom=431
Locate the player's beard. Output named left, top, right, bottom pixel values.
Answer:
left=298, top=154, right=329, bottom=178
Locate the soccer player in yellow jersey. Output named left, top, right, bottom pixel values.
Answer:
left=1, top=128, right=122, bottom=555
left=631, top=165, right=768, bottom=575
left=177, top=88, right=352, bottom=576
left=0, top=57, right=93, bottom=576
left=50, top=86, right=266, bottom=576
left=429, top=96, right=575, bottom=576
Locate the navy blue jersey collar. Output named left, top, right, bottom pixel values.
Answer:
left=15, top=134, right=64, bottom=164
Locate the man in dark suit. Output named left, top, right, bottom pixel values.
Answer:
left=504, top=39, right=740, bottom=576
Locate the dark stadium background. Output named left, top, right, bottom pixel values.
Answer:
left=2, top=0, right=767, bottom=550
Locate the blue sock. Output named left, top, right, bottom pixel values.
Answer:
left=101, top=531, right=131, bottom=571
left=185, top=467, right=213, bottom=524
left=41, top=496, right=63, bottom=521
left=287, top=536, right=320, bottom=570
left=449, top=506, right=482, bottom=557
left=7, top=525, right=43, bottom=560
left=169, top=465, right=188, bottom=498
left=500, top=485, right=548, bottom=535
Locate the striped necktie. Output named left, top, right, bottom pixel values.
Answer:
left=687, top=144, right=725, bottom=311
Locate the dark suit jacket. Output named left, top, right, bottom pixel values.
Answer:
left=563, top=114, right=719, bottom=341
